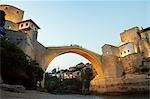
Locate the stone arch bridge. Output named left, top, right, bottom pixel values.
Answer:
left=42, top=45, right=104, bottom=79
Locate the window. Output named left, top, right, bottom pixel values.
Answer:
left=124, top=51, right=126, bottom=54
left=5, top=7, right=8, bottom=9
left=16, top=11, right=19, bottom=14
left=8, top=26, right=11, bottom=29
left=121, top=52, right=122, bottom=55
left=21, top=24, right=23, bottom=27
left=128, top=50, right=130, bottom=52
left=26, top=23, right=28, bottom=26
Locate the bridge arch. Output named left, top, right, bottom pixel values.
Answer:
left=44, top=46, right=104, bottom=79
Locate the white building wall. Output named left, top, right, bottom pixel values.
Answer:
left=29, top=22, right=37, bottom=31
left=18, top=21, right=38, bottom=31
left=119, top=42, right=137, bottom=57
left=18, top=21, right=30, bottom=30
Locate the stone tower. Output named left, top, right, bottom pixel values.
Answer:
left=0, top=4, right=40, bottom=42
left=0, top=4, right=41, bottom=59
left=0, top=4, right=24, bottom=23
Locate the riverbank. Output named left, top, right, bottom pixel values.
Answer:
left=0, top=89, right=99, bottom=99
left=1, top=89, right=149, bottom=99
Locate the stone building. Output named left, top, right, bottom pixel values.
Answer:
left=90, top=27, right=150, bottom=94
left=0, top=4, right=46, bottom=68
left=0, top=4, right=24, bottom=23
left=102, top=44, right=119, bottom=57
left=1, top=4, right=149, bottom=76
left=1, top=4, right=150, bottom=94
left=102, top=26, right=150, bottom=76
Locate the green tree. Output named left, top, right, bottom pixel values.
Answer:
left=81, top=67, right=93, bottom=94
left=44, top=73, right=60, bottom=92
left=51, top=68, right=56, bottom=74
left=0, top=39, right=44, bottom=89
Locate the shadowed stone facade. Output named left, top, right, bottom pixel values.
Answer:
left=0, top=4, right=149, bottom=94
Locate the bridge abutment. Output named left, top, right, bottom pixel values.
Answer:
left=90, top=74, right=150, bottom=94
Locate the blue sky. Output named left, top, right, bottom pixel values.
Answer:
left=1, top=0, right=149, bottom=72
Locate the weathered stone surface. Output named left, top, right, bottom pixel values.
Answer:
left=1, top=4, right=150, bottom=94
left=0, top=5, right=24, bottom=23
left=0, top=84, right=25, bottom=93
left=90, top=74, right=150, bottom=94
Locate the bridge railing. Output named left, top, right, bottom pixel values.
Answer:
left=46, top=44, right=82, bottom=48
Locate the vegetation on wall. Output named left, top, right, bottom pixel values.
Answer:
left=0, top=39, right=44, bottom=89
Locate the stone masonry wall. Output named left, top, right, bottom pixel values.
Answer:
left=5, top=29, right=47, bottom=67
left=0, top=5, right=24, bottom=23
left=121, top=53, right=142, bottom=74
left=90, top=74, right=150, bottom=94
left=5, top=20, right=19, bottom=31
left=33, top=41, right=46, bottom=69
left=102, top=44, right=119, bottom=57
left=120, top=27, right=140, bottom=44
left=5, top=29, right=35, bottom=59
left=102, top=55, right=123, bottom=78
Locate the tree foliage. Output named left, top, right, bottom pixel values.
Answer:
left=44, top=73, right=82, bottom=94
left=0, top=39, right=44, bottom=89
left=51, top=68, right=56, bottom=74
left=81, top=67, right=93, bottom=93
left=81, top=67, right=93, bottom=81
left=44, top=73, right=60, bottom=92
